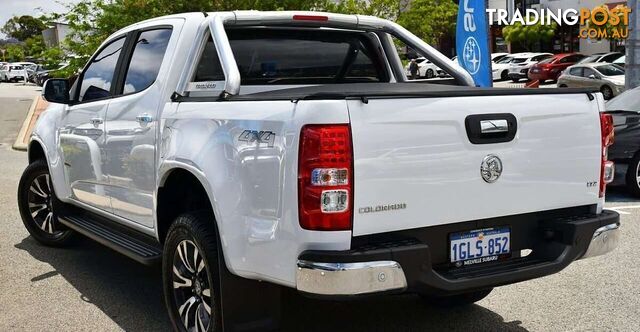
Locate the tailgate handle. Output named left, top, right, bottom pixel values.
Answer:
left=480, top=120, right=508, bottom=134
left=465, top=114, right=517, bottom=144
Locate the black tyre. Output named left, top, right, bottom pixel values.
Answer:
left=511, top=77, right=520, bottom=83
left=559, top=84, right=568, bottom=88
left=601, top=85, right=614, bottom=100
left=420, top=288, right=493, bottom=307
left=426, top=69, right=434, bottom=79
left=625, top=153, right=640, bottom=197
left=17, top=159, right=75, bottom=246
left=500, top=70, right=508, bottom=81
left=163, top=212, right=222, bottom=332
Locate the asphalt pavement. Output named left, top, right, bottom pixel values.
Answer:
left=0, top=83, right=638, bottom=331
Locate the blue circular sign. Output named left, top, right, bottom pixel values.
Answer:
left=462, top=37, right=481, bottom=75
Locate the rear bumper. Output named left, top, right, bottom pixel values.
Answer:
left=296, top=209, right=619, bottom=296
left=528, top=71, right=555, bottom=81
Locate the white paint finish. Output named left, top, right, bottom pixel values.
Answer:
left=27, top=12, right=609, bottom=289
left=105, top=18, right=185, bottom=228
left=160, top=99, right=352, bottom=286
left=348, top=94, right=602, bottom=236
left=58, top=100, right=112, bottom=212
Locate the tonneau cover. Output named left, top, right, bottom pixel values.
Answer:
left=226, top=83, right=597, bottom=101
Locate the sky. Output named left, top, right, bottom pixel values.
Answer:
left=0, top=0, right=81, bottom=39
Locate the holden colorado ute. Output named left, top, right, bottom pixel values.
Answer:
left=18, top=11, right=620, bottom=332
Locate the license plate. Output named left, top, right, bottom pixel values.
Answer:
left=450, top=227, right=510, bottom=265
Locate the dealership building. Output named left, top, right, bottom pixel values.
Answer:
left=488, top=0, right=628, bottom=55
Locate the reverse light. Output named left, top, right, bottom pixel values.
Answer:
left=600, top=113, right=615, bottom=197
left=320, top=190, right=349, bottom=213
left=298, top=124, right=353, bottom=231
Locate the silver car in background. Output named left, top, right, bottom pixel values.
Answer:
left=558, top=63, right=625, bottom=100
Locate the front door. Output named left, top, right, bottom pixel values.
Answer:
left=59, top=36, right=127, bottom=211
left=105, top=26, right=175, bottom=227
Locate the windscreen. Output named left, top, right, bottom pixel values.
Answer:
left=225, top=28, right=389, bottom=85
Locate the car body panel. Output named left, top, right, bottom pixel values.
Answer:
left=558, top=63, right=625, bottom=98
left=528, top=53, right=585, bottom=82
left=348, top=93, right=602, bottom=236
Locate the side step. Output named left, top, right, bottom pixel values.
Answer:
left=58, top=213, right=162, bottom=265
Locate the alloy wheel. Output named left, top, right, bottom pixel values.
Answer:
left=27, top=174, right=59, bottom=234
left=602, top=86, right=613, bottom=100
left=172, top=240, right=213, bottom=332
left=635, top=162, right=640, bottom=189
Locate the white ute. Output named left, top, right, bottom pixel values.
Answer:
left=19, top=11, right=620, bottom=331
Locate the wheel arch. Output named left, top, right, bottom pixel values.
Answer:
left=156, top=164, right=222, bottom=245
left=28, top=139, right=47, bottom=164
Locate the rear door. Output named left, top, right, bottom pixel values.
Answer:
left=105, top=21, right=179, bottom=228
left=348, top=92, right=602, bottom=236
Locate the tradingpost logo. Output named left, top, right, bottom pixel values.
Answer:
left=487, top=4, right=631, bottom=40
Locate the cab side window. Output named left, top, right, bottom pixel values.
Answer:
left=122, top=29, right=172, bottom=94
left=79, top=37, right=126, bottom=102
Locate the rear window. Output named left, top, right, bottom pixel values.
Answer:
left=512, top=58, right=527, bottom=64
left=569, top=67, right=583, bottom=76
left=194, top=28, right=389, bottom=85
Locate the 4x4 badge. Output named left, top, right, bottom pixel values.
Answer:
left=238, top=130, right=276, bottom=147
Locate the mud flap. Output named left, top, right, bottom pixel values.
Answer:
left=217, top=247, right=282, bottom=331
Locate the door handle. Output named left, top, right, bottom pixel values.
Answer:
left=480, top=119, right=509, bottom=134
left=90, top=118, right=103, bottom=127
left=136, top=113, right=153, bottom=124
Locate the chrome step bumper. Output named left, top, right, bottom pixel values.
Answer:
left=581, top=222, right=620, bottom=259
left=296, top=260, right=407, bottom=296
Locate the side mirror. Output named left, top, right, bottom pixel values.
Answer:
left=588, top=74, right=598, bottom=80
left=42, top=78, right=70, bottom=104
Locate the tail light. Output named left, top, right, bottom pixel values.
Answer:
left=298, top=124, right=353, bottom=231
left=600, top=113, right=615, bottom=197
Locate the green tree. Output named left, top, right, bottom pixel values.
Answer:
left=502, top=21, right=557, bottom=51
left=396, top=0, right=457, bottom=49
left=24, top=35, right=46, bottom=58
left=326, top=0, right=403, bottom=20
left=5, top=44, right=25, bottom=62
left=1, top=15, right=47, bottom=41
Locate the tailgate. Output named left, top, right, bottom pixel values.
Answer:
left=348, top=93, right=602, bottom=236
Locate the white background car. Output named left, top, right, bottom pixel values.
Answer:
left=492, top=53, right=529, bottom=81
left=405, top=57, right=440, bottom=78
left=0, top=63, right=27, bottom=82
left=508, top=53, right=553, bottom=82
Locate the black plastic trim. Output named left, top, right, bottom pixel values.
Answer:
left=171, top=83, right=599, bottom=103
left=465, top=113, right=517, bottom=144
left=298, top=208, right=619, bottom=296
left=58, top=210, right=162, bottom=265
